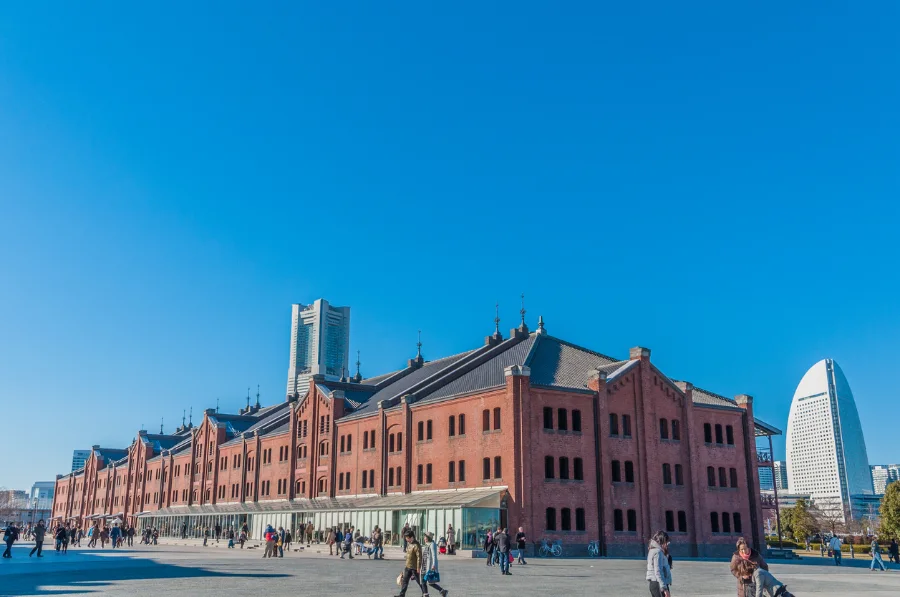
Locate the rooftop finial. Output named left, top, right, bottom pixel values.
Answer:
left=256, top=384, right=260, bottom=408
left=246, top=387, right=251, bottom=410
left=189, top=407, right=193, bottom=426
left=537, top=315, right=546, bottom=335
left=416, top=330, right=422, bottom=358
left=520, top=293, right=526, bottom=326
left=160, top=418, right=164, bottom=434
left=494, top=303, right=500, bottom=334
left=182, top=409, right=186, bottom=427
left=216, top=398, right=219, bottom=413
left=356, top=350, right=361, bottom=376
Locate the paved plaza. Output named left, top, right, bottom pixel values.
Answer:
left=1, top=543, right=898, bottom=596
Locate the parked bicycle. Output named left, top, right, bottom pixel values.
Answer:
left=538, top=538, right=563, bottom=557
left=587, top=540, right=600, bottom=557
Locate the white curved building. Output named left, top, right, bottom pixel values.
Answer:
left=786, top=359, right=873, bottom=520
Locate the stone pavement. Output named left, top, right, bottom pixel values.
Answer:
left=0, top=543, right=898, bottom=596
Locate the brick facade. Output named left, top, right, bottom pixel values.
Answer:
left=53, top=326, right=770, bottom=557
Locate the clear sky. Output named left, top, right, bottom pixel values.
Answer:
left=1, top=2, right=898, bottom=491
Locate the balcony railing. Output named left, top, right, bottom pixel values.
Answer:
left=756, top=451, right=773, bottom=465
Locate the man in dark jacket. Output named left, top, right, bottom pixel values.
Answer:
left=29, top=520, right=46, bottom=557
left=495, top=528, right=512, bottom=575
left=3, top=523, right=19, bottom=558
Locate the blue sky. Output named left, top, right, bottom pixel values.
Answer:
left=1, top=2, right=898, bottom=491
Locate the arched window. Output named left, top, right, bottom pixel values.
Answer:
left=726, top=425, right=734, bottom=445
left=574, top=458, right=584, bottom=481
left=572, top=410, right=582, bottom=432
left=707, top=466, right=716, bottom=487
left=733, top=513, right=743, bottom=533
left=715, top=424, right=723, bottom=444
left=458, top=414, right=466, bottom=435
left=449, top=416, right=456, bottom=437
left=671, top=420, right=680, bottom=441
left=545, top=456, right=555, bottom=479
left=483, top=457, right=491, bottom=480
left=546, top=508, right=557, bottom=531
left=561, top=508, right=572, bottom=531
left=659, top=418, right=669, bottom=440
left=557, top=408, right=568, bottom=431
left=722, top=512, right=731, bottom=533
left=677, top=511, right=687, bottom=532
left=559, top=457, right=569, bottom=480
left=482, top=409, right=490, bottom=432
left=627, top=510, right=637, bottom=532
left=662, top=463, right=672, bottom=485
left=609, top=413, right=619, bottom=436
left=704, top=423, right=712, bottom=443
left=449, top=461, right=456, bottom=482
left=719, top=467, right=727, bottom=488
left=543, top=407, right=553, bottom=430
left=493, top=407, right=501, bottom=430
left=611, top=460, right=621, bottom=482
left=494, top=456, right=502, bottom=479
left=575, top=508, right=586, bottom=531
left=426, top=420, right=433, bottom=441
left=389, top=434, right=395, bottom=453
left=624, top=461, right=635, bottom=483
left=417, top=421, right=424, bottom=441
left=613, top=509, right=624, bottom=531
left=675, top=464, right=683, bottom=486
left=730, top=468, right=738, bottom=488
left=710, top=511, right=720, bottom=533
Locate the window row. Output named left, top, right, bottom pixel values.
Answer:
left=613, top=509, right=637, bottom=532
left=609, top=413, right=633, bottom=438
left=388, top=432, right=404, bottom=453
left=362, top=429, right=376, bottom=450
left=448, top=414, right=466, bottom=437
left=659, top=418, right=681, bottom=441
left=482, top=408, right=502, bottom=432
left=707, top=466, right=739, bottom=489
left=417, top=420, right=433, bottom=442
left=297, top=419, right=309, bottom=438
left=665, top=510, right=688, bottom=533
left=448, top=460, right=466, bottom=483
left=710, top=512, right=742, bottom=533
left=483, top=456, right=502, bottom=480
left=544, top=456, right=585, bottom=481
left=388, top=466, right=403, bottom=487
left=661, top=463, right=684, bottom=486
left=542, top=407, right=583, bottom=432
left=703, top=423, right=735, bottom=445
left=417, top=463, right=433, bottom=485
left=340, top=434, right=353, bottom=453
left=545, top=507, right=586, bottom=531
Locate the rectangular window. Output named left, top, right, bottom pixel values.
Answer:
left=572, top=409, right=582, bottom=432
left=546, top=508, right=557, bottom=531
left=389, top=467, right=395, bottom=487
left=494, top=456, right=502, bottom=479
left=722, top=512, right=731, bottom=533
left=458, top=414, right=465, bottom=435
left=622, top=415, right=632, bottom=437
left=671, top=420, right=680, bottom=441
left=660, top=418, right=669, bottom=439
left=675, top=464, right=684, bottom=486
left=397, top=466, right=402, bottom=485
left=449, top=461, right=456, bottom=483
left=459, top=460, right=465, bottom=482
left=449, top=416, right=455, bottom=437
left=559, top=457, right=569, bottom=480
left=397, top=433, right=402, bottom=451
left=543, top=407, right=553, bottom=430
left=557, top=408, right=568, bottom=431
left=715, top=424, right=723, bottom=444
left=609, top=413, right=619, bottom=436
left=545, top=456, right=555, bottom=479
left=483, top=458, right=491, bottom=480
left=575, top=507, right=586, bottom=531
left=730, top=468, right=738, bottom=488
left=561, top=508, right=572, bottom=531
left=627, top=509, right=637, bottom=532
left=710, top=512, right=720, bottom=533
left=662, top=463, right=672, bottom=485
left=493, top=407, right=501, bottom=430
left=340, top=436, right=345, bottom=453
left=726, top=425, right=734, bottom=445
left=704, top=423, right=712, bottom=443
left=733, top=512, right=742, bottom=533
left=707, top=466, right=716, bottom=487
left=426, top=463, right=432, bottom=484
left=614, top=509, right=623, bottom=531
left=364, top=432, right=369, bottom=450
left=611, top=460, right=621, bottom=482
left=719, top=467, right=727, bottom=488
left=624, top=461, right=634, bottom=483
left=426, top=420, right=433, bottom=440
left=677, top=511, right=687, bottom=532
left=574, top=458, right=583, bottom=481
left=417, top=421, right=424, bottom=442
left=665, top=510, right=675, bottom=532
left=417, top=464, right=423, bottom=485
left=362, top=472, right=368, bottom=489
left=482, top=409, right=490, bottom=432
left=389, top=434, right=395, bottom=453
left=347, top=434, right=352, bottom=451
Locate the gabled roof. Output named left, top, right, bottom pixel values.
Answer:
left=140, top=434, right=183, bottom=452
left=95, top=448, right=128, bottom=463
left=688, top=385, right=741, bottom=410
left=527, top=336, right=619, bottom=390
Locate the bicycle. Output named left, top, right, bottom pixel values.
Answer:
left=538, top=538, right=563, bottom=557
left=587, top=540, right=600, bottom=557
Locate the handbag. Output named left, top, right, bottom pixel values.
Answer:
left=396, top=573, right=404, bottom=586
left=423, top=569, right=441, bottom=583
left=509, top=552, right=514, bottom=563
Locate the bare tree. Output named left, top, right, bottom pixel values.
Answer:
left=0, top=489, right=19, bottom=525
left=810, top=496, right=847, bottom=537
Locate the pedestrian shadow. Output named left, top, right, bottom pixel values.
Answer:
left=0, top=551, right=289, bottom=596
left=767, top=555, right=897, bottom=571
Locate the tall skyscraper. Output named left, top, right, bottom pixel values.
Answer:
left=286, top=299, right=350, bottom=397
left=871, top=464, right=900, bottom=495
left=71, top=449, right=91, bottom=472
left=787, top=359, right=874, bottom=520
left=759, top=467, right=774, bottom=491
left=773, top=460, right=788, bottom=491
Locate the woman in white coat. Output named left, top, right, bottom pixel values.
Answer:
left=421, top=532, right=449, bottom=597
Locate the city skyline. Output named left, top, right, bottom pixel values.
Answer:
left=2, top=3, right=899, bottom=491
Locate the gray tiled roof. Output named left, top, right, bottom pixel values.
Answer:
left=141, top=434, right=183, bottom=452
left=527, top=336, right=619, bottom=390
left=689, top=386, right=741, bottom=410
left=96, top=448, right=128, bottom=463
left=418, top=337, right=536, bottom=402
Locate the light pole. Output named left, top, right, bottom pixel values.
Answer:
left=31, top=497, right=38, bottom=528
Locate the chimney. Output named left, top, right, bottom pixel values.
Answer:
left=629, top=346, right=651, bottom=361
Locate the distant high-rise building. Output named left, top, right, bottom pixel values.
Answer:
left=759, top=467, right=774, bottom=491
left=787, top=359, right=874, bottom=521
left=30, top=482, right=55, bottom=511
left=71, top=450, right=91, bottom=472
left=286, top=299, right=350, bottom=398
left=871, top=464, right=900, bottom=495
left=773, top=460, right=788, bottom=491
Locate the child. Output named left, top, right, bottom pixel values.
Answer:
left=736, top=559, right=794, bottom=597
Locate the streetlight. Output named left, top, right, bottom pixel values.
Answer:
left=31, top=497, right=38, bottom=527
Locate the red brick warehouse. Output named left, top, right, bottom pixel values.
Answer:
left=53, top=315, right=779, bottom=557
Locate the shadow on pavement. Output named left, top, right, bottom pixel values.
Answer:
left=0, top=549, right=288, bottom=596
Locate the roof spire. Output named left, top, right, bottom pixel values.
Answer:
left=182, top=409, right=186, bottom=427
left=494, top=303, right=500, bottom=335
left=417, top=329, right=422, bottom=358
left=256, top=384, right=261, bottom=408
left=160, top=418, right=164, bottom=434
left=520, top=294, right=526, bottom=327
left=216, top=398, right=219, bottom=413
left=189, top=407, right=193, bottom=426
left=537, top=315, right=546, bottom=335
left=246, top=387, right=251, bottom=410
left=356, top=350, right=361, bottom=376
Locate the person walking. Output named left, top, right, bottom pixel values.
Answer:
left=126, top=525, right=134, bottom=546
left=110, top=524, right=122, bottom=549
left=483, top=530, right=494, bottom=566
left=215, top=524, right=221, bottom=543
left=446, top=524, right=455, bottom=556
left=870, top=538, right=887, bottom=571
left=889, top=538, right=899, bottom=565
left=29, top=520, right=46, bottom=558
left=421, top=533, right=449, bottom=597
left=203, top=526, right=209, bottom=547
left=263, top=525, right=276, bottom=558
left=730, top=537, right=768, bottom=597
left=372, top=526, right=384, bottom=560
left=327, top=527, right=336, bottom=556
left=3, top=522, right=19, bottom=558
left=495, top=528, right=512, bottom=576
left=87, top=523, right=97, bottom=548
left=828, top=535, right=842, bottom=566
left=340, top=526, right=354, bottom=559
left=401, top=523, right=411, bottom=553
left=239, top=529, right=246, bottom=549
left=646, top=530, right=673, bottom=597
left=306, top=521, right=314, bottom=546
left=181, top=522, right=187, bottom=539
left=55, top=525, right=67, bottom=553
left=284, top=528, right=292, bottom=552
left=515, top=527, right=527, bottom=565
left=394, top=530, right=424, bottom=597
left=277, top=527, right=285, bottom=557
left=99, top=526, right=109, bottom=549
